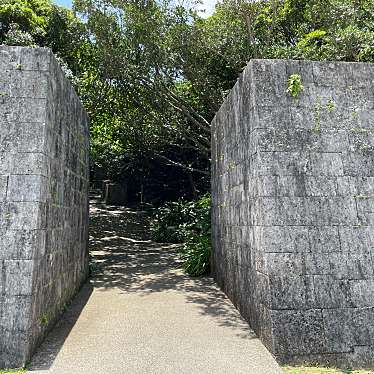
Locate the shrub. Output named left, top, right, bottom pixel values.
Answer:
left=151, top=200, right=194, bottom=243
left=181, top=230, right=211, bottom=277
left=151, top=194, right=211, bottom=276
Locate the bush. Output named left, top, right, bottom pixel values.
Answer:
left=151, top=194, right=211, bottom=276
left=181, top=231, right=211, bottom=277
left=150, top=200, right=192, bottom=243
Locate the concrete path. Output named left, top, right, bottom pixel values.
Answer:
left=27, top=202, right=281, bottom=374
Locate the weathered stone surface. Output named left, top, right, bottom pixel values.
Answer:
left=105, top=182, right=127, bottom=205
left=212, top=59, right=374, bottom=368
left=0, top=46, right=89, bottom=369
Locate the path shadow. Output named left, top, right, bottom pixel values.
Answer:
left=89, top=202, right=256, bottom=339
left=28, top=198, right=256, bottom=371
left=27, top=284, right=93, bottom=371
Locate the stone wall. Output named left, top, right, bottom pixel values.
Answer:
left=211, top=59, right=374, bottom=368
left=0, top=46, right=89, bottom=368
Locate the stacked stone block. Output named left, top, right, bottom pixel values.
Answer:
left=0, top=46, right=89, bottom=368
left=211, top=59, right=374, bottom=368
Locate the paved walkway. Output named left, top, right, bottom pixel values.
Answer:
left=27, top=201, right=281, bottom=374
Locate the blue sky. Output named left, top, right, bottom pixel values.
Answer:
left=53, top=0, right=217, bottom=16
left=54, top=0, right=72, bottom=7
left=195, top=0, right=217, bottom=16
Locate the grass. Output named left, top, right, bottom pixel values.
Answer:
left=0, top=370, right=25, bottom=374
left=283, top=367, right=373, bottom=374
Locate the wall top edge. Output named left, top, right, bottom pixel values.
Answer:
left=247, top=58, right=374, bottom=67
left=211, top=57, right=374, bottom=132
left=0, top=45, right=89, bottom=128
left=0, top=45, right=51, bottom=52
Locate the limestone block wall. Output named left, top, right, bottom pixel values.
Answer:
left=0, top=46, right=89, bottom=368
left=211, top=59, right=374, bottom=368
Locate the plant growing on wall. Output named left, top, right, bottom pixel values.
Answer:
left=287, top=74, right=304, bottom=98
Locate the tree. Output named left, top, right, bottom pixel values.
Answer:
left=73, top=0, right=211, bottom=179
left=4, top=0, right=374, bottom=201
left=0, top=0, right=86, bottom=74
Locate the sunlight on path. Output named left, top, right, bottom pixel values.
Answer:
left=26, top=199, right=281, bottom=374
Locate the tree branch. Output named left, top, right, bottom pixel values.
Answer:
left=155, top=153, right=210, bottom=176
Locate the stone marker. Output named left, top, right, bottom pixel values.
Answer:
left=212, top=59, right=374, bottom=368
left=105, top=182, right=127, bottom=206
left=101, top=179, right=111, bottom=199
left=0, top=46, right=89, bottom=368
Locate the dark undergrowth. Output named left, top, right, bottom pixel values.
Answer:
left=150, top=194, right=211, bottom=276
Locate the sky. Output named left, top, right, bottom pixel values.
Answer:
left=54, top=0, right=72, bottom=7
left=53, top=0, right=217, bottom=16
left=195, top=0, right=217, bottom=16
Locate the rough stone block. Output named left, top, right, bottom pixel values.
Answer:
left=0, top=122, right=46, bottom=153
left=0, top=230, right=45, bottom=260
left=10, top=153, right=48, bottom=176
left=308, top=227, right=340, bottom=252
left=259, top=226, right=310, bottom=253
left=0, top=176, right=8, bottom=201
left=212, top=59, right=374, bottom=368
left=269, top=275, right=306, bottom=309
left=0, top=97, right=47, bottom=123
left=304, top=176, right=337, bottom=197
left=7, top=175, right=45, bottom=202
left=271, top=309, right=326, bottom=355
left=0, top=47, right=89, bottom=369
left=104, top=182, right=127, bottom=206
left=3, top=260, right=34, bottom=296
left=0, top=202, right=40, bottom=230
left=312, top=276, right=352, bottom=308
left=304, top=253, right=332, bottom=275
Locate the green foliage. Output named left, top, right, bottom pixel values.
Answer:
left=0, top=369, right=26, bottom=373
left=151, top=200, right=188, bottom=243
left=326, top=99, right=336, bottom=111
left=181, top=233, right=211, bottom=277
left=0, top=0, right=86, bottom=76
left=4, top=22, right=35, bottom=45
left=295, top=29, right=328, bottom=60
left=38, top=313, right=49, bottom=326
left=151, top=194, right=211, bottom=276
left=287, top=74, right=304, bottom=98
left=73, top=0, right=212, bottom=180
left=150, top=197, right=207, bottom=243
left=7, top=0, right=374, bottom=201
left=72, top=0, right=374, bottom=186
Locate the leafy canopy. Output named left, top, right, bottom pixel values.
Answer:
left=4, top=0, right=374, bottom=196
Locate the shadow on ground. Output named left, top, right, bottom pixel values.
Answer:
left=88, top=201, right=255, bottom=339
left=27, top=284, right=93, bottom=371
left=28, top=197, right=256, bottom=371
